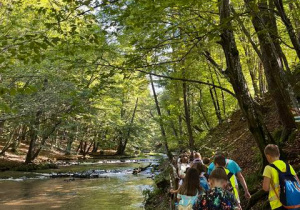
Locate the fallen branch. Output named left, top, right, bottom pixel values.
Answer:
left=245, top=189, right=268, bottom=210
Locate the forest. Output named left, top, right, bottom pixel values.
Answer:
left=0, top=0, right=300, bottom=209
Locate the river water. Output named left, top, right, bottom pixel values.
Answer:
left=0, top=159, right=157, bottom=210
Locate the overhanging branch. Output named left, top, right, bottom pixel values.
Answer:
left=136, top=69, right=236, bottom=97
left=77, top=61, right=236, bottom=97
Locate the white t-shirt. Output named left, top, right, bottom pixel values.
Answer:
left=178, top=163, right=189, bottom=177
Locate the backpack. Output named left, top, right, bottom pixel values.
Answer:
left=177, top=192, right=198, bottom=210
left=270, top=162, right=300, bottom=210
left=178, top=204, right=193, bottom=210
left=217, top=167, right=234, bottom=193
left=225, top=172, right=234, bottom=193
left=224, top=160, right=234, bottom=193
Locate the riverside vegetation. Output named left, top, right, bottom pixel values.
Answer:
left=0, top=0, right=300, bottom=209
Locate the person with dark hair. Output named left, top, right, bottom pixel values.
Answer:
left=207, top=152, right=251, bottom=200
left=214, top=155, right=241, bottom=208
left=176, top=168, right=202, bottom=209
left=202, top=157, right=210, bottom=167
left=191, top=162, right=209, bottom=191
left=193, top=168, right=240, bottom=210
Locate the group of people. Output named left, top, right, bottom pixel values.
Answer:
left=170, top=144, right=300, bottom=210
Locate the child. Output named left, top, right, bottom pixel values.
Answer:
left=262, top=144, right=300, bottom=210
left=178, top=156, right=190, bottom=177
left=214, top=155, right=241, bottom=206
left=193, top=167, right=239, bottom=210
left=191, top=162, right=210, bottom=191
left=177, top=168, right=202, bottom=209
left=192, top=152, right=203, bottom=164
left=208, top=152, right=251, bottom=200
left=178, top=156, right=190, bottom=186
left=203, top=157, right=210, bottom=168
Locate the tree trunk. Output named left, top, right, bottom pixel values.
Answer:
left=0, top=127, right=19, bottom=155
left=116, top=97, right=139, bottom=155
left=268, top=0, right=291, bottom=75
left=76, top=140, right=83, bottom=153
left=232, top=6, right=263, bottom=61
left=81, top=141, right=93, bottom=158
left=25, top=111, right=42, bottom=164
left=0, top=120, right=5, bottom=136
left=241, top=40, right=260, bottom=97
left=11, top=126, right=25, bottom=153
left=122, top=97, right=139, bottom=154
left=167, top=109, right=179, bottom=139
left=199, top=89, right=211, bottom=129
left=212, top=68, right=226, bottom=115
left=178, top=114, right=184, bottom=146
left=182, top=78, right=195, bottom=152
left=258, top=61, right=266, bottom=96
left=245, top=0, right=297, bottom=139
left=65, top=137, right=74, bottom=155
left=288, top=3, right=300, bottom=41
left=273, top=0, right=300, bottom=60
left=150, top=75, right=172, bottom=160
left=176, top=84, right=184, bottom=146
left=31, top=121, right=61, bottom=161
left=92, top=140, right=99, bottom=153
left=209, top=67, right=223, bottom=123
left=116, top=136, right=124, bottom=155
left=219, top=0, right=274, bottom=165
left=65, top=127, right=77, bottom=155
left=209, top=87, right=222, bottom=124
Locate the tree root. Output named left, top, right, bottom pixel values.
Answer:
left=245, top=189, right=268, bottom=210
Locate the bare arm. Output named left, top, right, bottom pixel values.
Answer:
left=170, top=185, right=181, bottom=194
left=263, top=176, right=271, bottom=191
left=170, top=188, right=179, bottom=194
left=236, top=172, right=251, bottom=199
left=295, top=175, right=300, bottom=184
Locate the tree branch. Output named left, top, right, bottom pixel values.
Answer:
left=75, top=60, right=236, bottom=97
left=136, top=69, right=236, bottom=97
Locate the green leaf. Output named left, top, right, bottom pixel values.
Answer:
left=0, top=102, right=11, bottom=112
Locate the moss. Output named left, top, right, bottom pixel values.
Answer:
left=272, top=128, right=283, bottom=144
left=143, top=185, right=169, bottom=210
left=144, top=160, right=170, bottom=210
left=287, top=129, right=297, bottom=143
left=245, top=170, right=263, bottom=192
left=0, top=160, right=21, bottom=171
left=13, top=163, right=58, bottom=171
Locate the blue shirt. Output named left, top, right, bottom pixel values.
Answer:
left=207, top=159, right=241, bottom=175
left=200, top=177, right=210, bottom=191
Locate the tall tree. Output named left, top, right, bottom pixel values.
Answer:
left=150, top=75, right=172, bottom=160
left=244, top=0, right=297, bottom=140
left=182, top=76, right=195, bottom=152
left=219, top=0, right=274, bottom=164
left=273, top=0, right=300, bottom=60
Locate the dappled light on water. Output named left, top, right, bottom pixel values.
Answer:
left=0, top=162, right=154, bottom=210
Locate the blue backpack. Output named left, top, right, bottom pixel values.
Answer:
left=270, top=162, right=300, bottom=210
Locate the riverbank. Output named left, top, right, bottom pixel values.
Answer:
left=0, top=146, right=162, bottom=172
left=144, top=159, right=170, bottom=210
left=0, top=158, right=58, bottom=172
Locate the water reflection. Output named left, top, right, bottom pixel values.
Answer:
left=0, top=163, right=154, bottom=210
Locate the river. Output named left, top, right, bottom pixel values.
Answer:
left=0, top=159, right=158, bottom=210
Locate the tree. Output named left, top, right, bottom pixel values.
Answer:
left=244, top=0, right=297, bottom=141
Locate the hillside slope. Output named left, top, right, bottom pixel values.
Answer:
left=201, top=96, right=300, bottom=176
